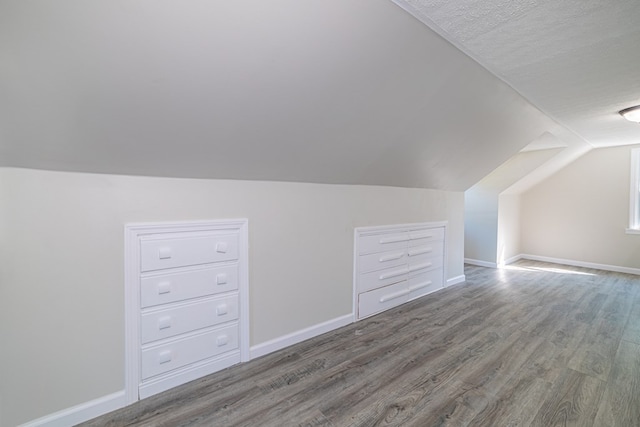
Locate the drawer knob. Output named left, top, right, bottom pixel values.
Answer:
left=379, top=252, right=404, bottom=262
left=408, top=247, right=433, bottom=257
left=158, top=316, right=172, bottom=330
left=409, top=262, right=432, bottom=273
left=216, top=273, right=228, bottom=285
left=379, top=289, right=410, bottom=303
left=216, top=242, right=228, bottom=253
left=158, top=350, right=172, bottom=364
left=217, top=335, right=229, bottom=347
left=158, top=247, right=172, bottom=260
left=379, top=267, right=409, bottom=280
left=216, top=304, right=228, bottom=316
left=157, top=282, right=172, bottom=295
left=379, top=236, right=409, bottom=244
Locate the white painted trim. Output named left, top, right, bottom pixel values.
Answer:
left=18, top=391, right=126, bottom=427
left=124, top=219, right=250, bottom=403
left=629, top=148, right=640, bottom=231
left=498, top=254, right=523, bottom=267
left=446, top=275, right=466, bottom=287
left=250, top=314, right=354, bottom=360
left=237, top=220, right=250, bottom=363
left=123, top=226, right=140, bottom=405
left=517, top=254, right=640, bottom=276
left=352, top=227, right=359, bottom=330
left=464, top=258, right=498, bottom=268
left=354, top=220, right=448, bottom=235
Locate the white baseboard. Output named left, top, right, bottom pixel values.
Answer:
left=446, top=275, right=466, bottom=286
left=500, top=254, right=523, bottom=266
left=19, top=391, right=126, bottom=427
left=464, top=258, right=497, bottom=268
left=250, top=313, right=354, bottom=360
left=515, top=254, right=640, bottom=276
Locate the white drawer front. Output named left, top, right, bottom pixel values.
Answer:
left=141, top=323, right=239, bottom=380
left=406, top=242, right=444, bottom=259
left=358, top=280, right=409, bottom=319
left=141, top=295, right=239, bottom=344
left=407, top=227, right=444, bottom=247
left=408, top=255, right=443, bottom=276
left=358, top=249, right=407, bottom=274
left=358, top=264, right=409, bottom=293
left=408, top=268, right=444, bottom=301
left=140, top=264, right=238, bottom=308
left=358, top=232, right=409, bottom=255
left=141, top=233, right=239, bottom=272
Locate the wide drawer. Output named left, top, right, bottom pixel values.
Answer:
left=141, top=323, right=239, bottom=380
left=407, top=227, right=444, bottom=247
left=140, top=233, right=239, bottom=272
left=358, top=263, right=409, bottom=293
left=358, top=280, right=409, bottom=319
left=140, top=264, right=239, bottom=308
left=358, top=231, right=409, bottom=255
left=358, top=249, right=407, bottom=274
left=407, top=241, right=444, bottom=259
left=141, top=294, right=239, bottom=344
left=408, top=268, right=444, bottom=301
left=408, top=255, right=444, bottom=276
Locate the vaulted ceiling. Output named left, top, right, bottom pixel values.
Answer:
left=2, top=0, right=631, bottom=191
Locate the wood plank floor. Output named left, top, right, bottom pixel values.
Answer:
left=80, top=260, right=640, bottom=426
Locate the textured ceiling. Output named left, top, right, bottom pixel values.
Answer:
left=395, top=0, right=640, bottom=148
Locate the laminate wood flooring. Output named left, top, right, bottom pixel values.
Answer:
left=80, top=260, right=640, bottom=427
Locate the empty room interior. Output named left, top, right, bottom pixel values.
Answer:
left=2, top=1, right=640, bottom=426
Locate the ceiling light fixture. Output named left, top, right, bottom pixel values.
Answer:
left=620, top=105, right=640, bottom=123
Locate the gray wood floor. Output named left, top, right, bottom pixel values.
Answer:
left=80, top=260, right=640, bottom=426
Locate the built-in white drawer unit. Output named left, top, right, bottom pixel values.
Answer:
left=126, top=219, right=248, bottom=401
left=354, top=222, right=446, bottom=320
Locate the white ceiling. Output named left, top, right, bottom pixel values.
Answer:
left=395, top=0, right=640, bottom=148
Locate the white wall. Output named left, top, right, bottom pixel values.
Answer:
left=0, top=169, right=7, bottom=427
left=0, top=0, right=589, bottom=191
left=464, top=188, right=498, bottom=264
left=0, top=167, right=464, bottom=426
left=521, top=145, right=640, bottom=269
left=497, top=194, right=521, bottom=265
left=464, top=147, right=563, bottom=265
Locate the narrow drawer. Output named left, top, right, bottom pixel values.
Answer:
left=141, top=294, right=239, bottom=344
left=141, top=323, right=239, bottom=380
left=358, top=263, right=409, bottom=294
left=141, top=264, right=238, bottom=308
left=140, top=233, right=239, bottom=272
left=358, top=280, right=409, bottom=319
left=407, top=227, right=444, bottom=247
left=358, top=231, right=409, bottom=255
left=408, top=268, right=444, bottom=301
left=358, top=249, right=407, bottom=274
left=408, top=255, right=443, bottom=276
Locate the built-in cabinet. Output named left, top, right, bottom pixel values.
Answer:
left=125, top=220, right=249, bottom=401
left=354, top=222, right=446, bottom=319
